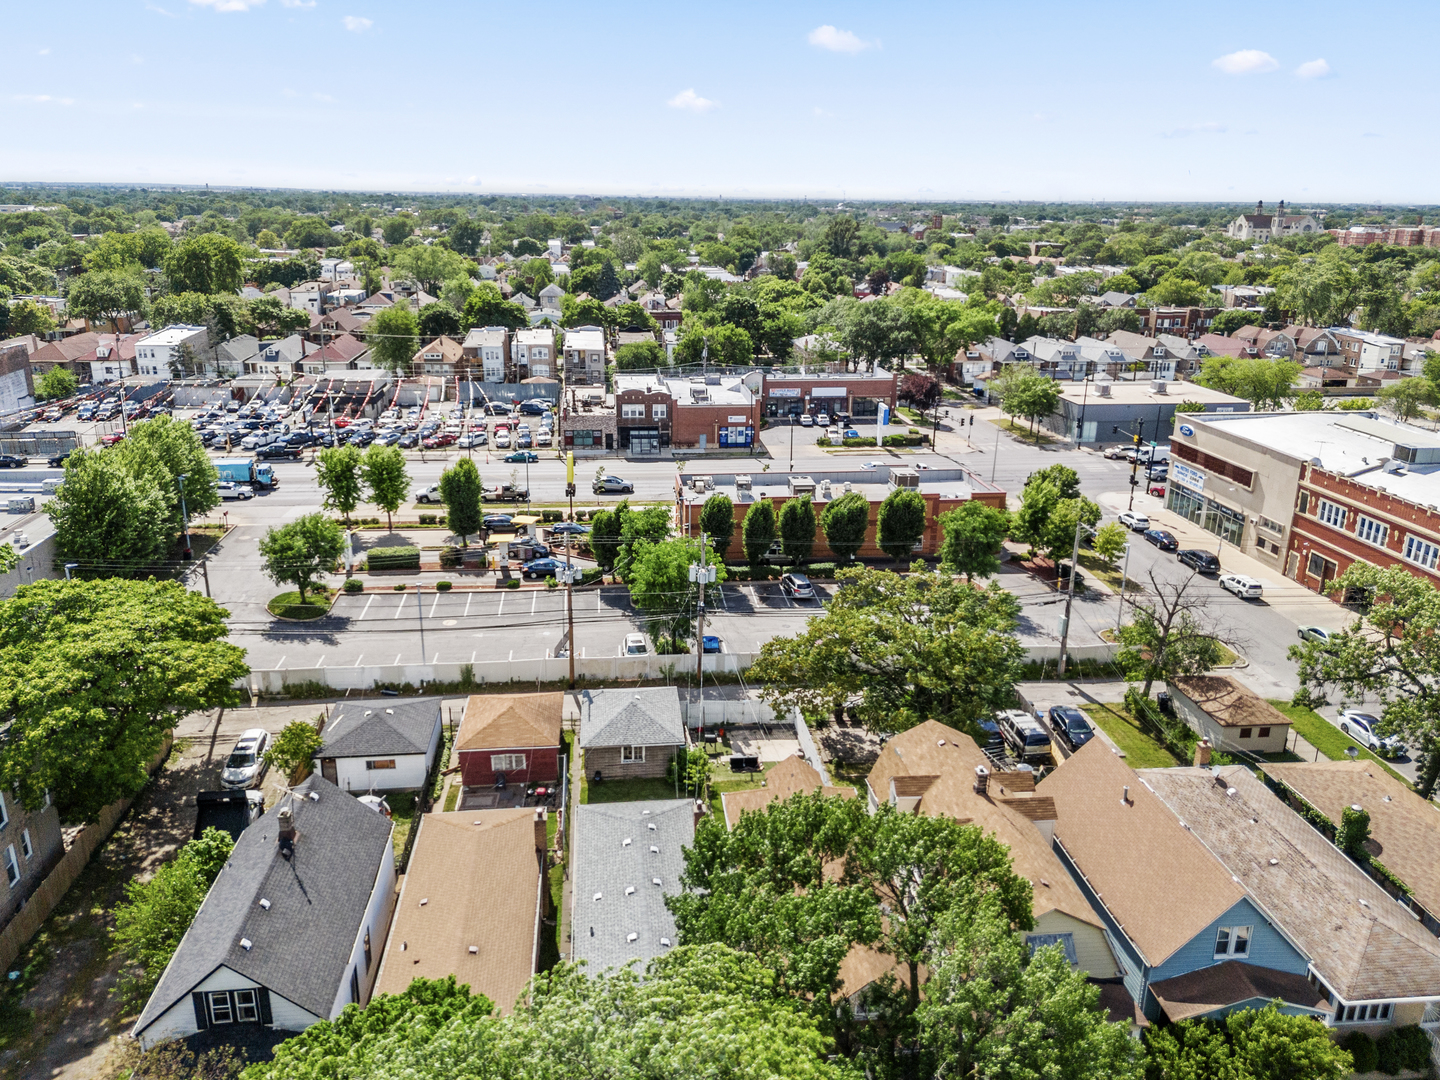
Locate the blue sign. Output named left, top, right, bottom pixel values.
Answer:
left=1178, top=424, right=1195, bottom=437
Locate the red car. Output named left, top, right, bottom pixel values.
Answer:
left=101, top=432, right=125, bottom=446
left=1148, top=483, right=1166, bottom=498
left=423, top=432, right=458, bottom=449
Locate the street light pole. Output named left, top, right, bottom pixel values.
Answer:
left=177, top=474, right=192, bottom=559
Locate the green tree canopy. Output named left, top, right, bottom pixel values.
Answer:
left=742, top=498, right=778, bottom=565
left=625, top=538, right=725, bottom=649
left=0, top=579, right=247, bottom=821
left=938, top=500, right=1011, bottom=580
left=461, top=281, right=529, bottom=331
left=613, top=340, right=666, bottom=371
left=993, top=367, right=1061, bottom=438
left=1145, top=1005, right=1353, bottom=1080
left=164, top=233, right=243, bottom=295
left=778, top=495, right=817, bottom=564
left=35, top=366, right=78, bottom=401
left=698, top=492, right=736, bottom=561
left=1378, top=376, right=1438, bottom=421
left=1024, top=463, right=1083, bottom=501
left=362, top=443, right=410, bottom=531
left=114, top=415, right=221, bottom=533
left=439, top=458, right=483, bottom=546
left=821, top=491, right=870, bottom=562
left=263, top=717, right=324, bottom=781
left=589, top=498, right=626, bottom=572
left=368, top=304, right=421, bottom=373
left=66, top=268, right=148, bottom=332
left=1193, top=355, right=1301, bottom=411
left=315, top=445, right=364, bottom=525
left=417, top=301, right=462, bottom=341
left=46, top=448, right=170, bottom=570
left=876, top=488, right=926, bottom=563
left=393, top=245, right=469, bottom=295
left=258, top=513, right=344, bottom=604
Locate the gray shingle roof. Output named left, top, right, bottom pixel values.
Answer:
left=133, top=776, right=393, bottom=1035
left=321, top=698, right=441, bottom=758
left=578, top=688, right=684, bottom=749
left=571, top=799, right=694, bottom=972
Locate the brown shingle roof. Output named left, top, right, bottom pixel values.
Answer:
left=719, top=755, right=856, bottom=830
left=458, top=693, right=563, bottom=752
left=1143, top=765, right=1440, bottom=1002
left=1039, top=740, right=1245, bottom=966
left=374, top=809, right=543, bottom=1012
left=412, top=335, right=464, bottom=364
left=1149, top=959, right=1326, bottom=1022
left=1262, top=759, right=1440, bottom=936
left=1169, top=675, right=1292, bottom=729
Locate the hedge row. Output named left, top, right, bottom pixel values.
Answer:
left=723, top=561, right=846, bottom=581
left=367, top=546, right=421, bottom=571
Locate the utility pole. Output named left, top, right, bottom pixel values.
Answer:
left=565, top=451, right=576, bottom=687
left=1114, top=541, right=1132, bottom=641
left=1118, top=418, right=1146, bottom=511
left=690, top=533, right=716, bottom=730
left=1057, top=519, right=1093, bottom=678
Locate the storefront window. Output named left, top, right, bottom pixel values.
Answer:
left=568, top=430, right=600, bottom=448
left=851, top=397, right=879, bottom=417
left=1167, top=487, right=1244, bottom=546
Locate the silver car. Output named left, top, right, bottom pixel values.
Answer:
left=221, top=728, right=272, bottom=790
left=1338, top=711, right=1406, bottom=758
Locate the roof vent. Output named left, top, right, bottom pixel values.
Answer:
left=420, top=898, right=429, bottom=906
left=653, top=877, right=662, bottom=886
left=259, top=898, right=271, bottom=910
left=625, top=886, right=636, bottom=896
left=593, top=892, right=602, bottom=902
left=468, top=945, right=478, bottom=954
left=309, top=791, right=320, bottom=801
left=650, top=845, right=659, bottom=854
left=1226, top=787, right=1237, bottom=797
left=937, top=739, right=946, bottom=746
left=648, top=822, right=656, bottom=830
left=386, top=708, right=394, bottom=715
left=641, top=809, right=650, bottom=815
left=627, top=932, right=638, bottom=943
left=1269, top=859, right=1279, bottom=866
left=622, top=837, right=632, bottom=846
left=240, top=938, right=253, bottom=951
left=660, top=937, right=672, bottom=947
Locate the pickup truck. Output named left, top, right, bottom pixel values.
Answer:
left=414, top=484, right=444, bottom=504
left=214, top=457, right=277, bottom=490
left=193, top=789, right=265, bottom=841
left=482, top=483, right=529, bottom=503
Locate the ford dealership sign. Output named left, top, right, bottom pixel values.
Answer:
left=1178, top=424, right=1194, bottom=437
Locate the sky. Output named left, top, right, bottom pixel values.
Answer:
left=2, top=0, right=1432, bottom=204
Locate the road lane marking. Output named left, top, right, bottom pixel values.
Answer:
left=353, top=654, right=363, bottom=667
left=314, top=655, right=325, bottom=668
left=471, top=651, right=476, bottom=663
left=464, top=593, right=473, bottom=617
left=597, top=594, right=603, bottom=611
left=359, top=594, right=375, bottom=620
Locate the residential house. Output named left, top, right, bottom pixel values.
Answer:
left=1142, top=306, right=1219, bottom=339
left=1166, top=675, right=1292, bottom=755
left=1196, top=333, right=1256, bottom=358
left=0, top=790, right=64, bottom=931
left=1105, top=331, right=1180, bottom=379
left=28, top=331, right=99, bottom=376
left=313, top=698, right=444, bottom=793
left=461, top=326, right=508, bottom=383
left=374, top=808, right=548, bottom=1012
left=510, top=292, right=536, bottom=312
left=303, top=334, right=371, bottom=375
left=1332, top=328, right=1405, bottom=374
left=308, top=307, right=364, bottom=343
left=563, top=327, right=607, bottom=387
left=354, top=291, right=396, bottom=323
left=1261, top=759, right=1440, bottom=937
left=1096, top=291, right=1139, bottom=308
left=131, top=777, right=396, bottom=1048
left=1286, top=326, right=1343, bottom=364
left=216, top=335, right=261, bottom=376
left=538, top=283, right=565, bottom=310
left=79, top=333, right=142, bottom=383
left=578, top=687, right=685, bottom=782
left=510, top=329, right=553, bottom=381
left=721, top=754, right=854, bottom=830
left=456, top=692, right=563, bottom=790
left=570, top=799, right=696, bottom=971
left=288, top=282, right=332, bottom=315
left=248, top=335, right=310, bottom=377
left=137, top=325, right=210, bottom=379
left=412, top=336, right=464, bottom=377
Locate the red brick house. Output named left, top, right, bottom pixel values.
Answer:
left=457, top=693, right=563, bottom=789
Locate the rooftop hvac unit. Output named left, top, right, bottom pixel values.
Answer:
left=1095, top=383, right=1111, bottom=397
left=789, top=475, right=816, bottom=496
left=735, top=475, right=752, bottom=492
left=889, top=468, right=920, bottom=488
left=818, top=480, right=833, bottom=499
left=1151, top=380, right=1169, bottom=394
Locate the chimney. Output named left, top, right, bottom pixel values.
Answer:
left=973, top=765, right=990, bottom=795
left=1194, top=738, right=1212, bottom=767
left=1122, top=785, right=1130, bottom=805
left=277, top=805, right=296, bottom=857
left=693, top=799, right=706, bottom=830
left=534, top=807, right=547, bottom=854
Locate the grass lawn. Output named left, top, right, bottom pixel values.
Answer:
left=1081, top=704, right=1183, bottom=770
left=266, top=587, right=335, bottom=620
left=580, top=776, right=683, bottom=805
left=707, top=758, right=778, bottom=819
left=1266, top=701, right=1414, bottom=788
left=386, top=791, right=418, bottom=858
left=988, top=416, right=1060, bottom=445
left=1077, top=553, right=1144, bottom=596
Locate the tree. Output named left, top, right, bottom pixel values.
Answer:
left=898, top=372, right=941, bottom=411
left=778, top=495, right=817, bottom=565
left=0, top=579, right=247, bottom=821
left=461, top=281, right=529, bottom=331
left=876, top=488, right=926, bottom=563
left=1041, top=496, right=1102, bottom=565
left=439, top=458, right=483, bottom=546
left=263, top=717, right=324, bottom=781
left=1290, top=563, right=1440, bottom=798
left=1118, top=571, right=1226, bottom=703
left=1093, top=520, right=1129, bottom=569
left=417, top=301, right=462, bottom=340
left=393, top=245, right=468, bottom=295
left=626, top=538, right=725, bottom=649
left=46, top=448, right=170, bottom=570
left=164, top=233, right=243, bottom=295
left=1145, top=1005, right=1353, bottom=1080
left=742, top=498, right=778, bottom=565
left=113, top=828, right=236, bottom=1011
left=1210, top=308, right=1256, bottom=336
left=938, top=501, right=1011, bottom=580
left=368, top=304, right=421, bottom=374
left=750, top=565, right=1024, bottom=734
left=613, top=340, right=666, bottom=371
left=1337, top=804, right=1372, bottom=863
left=699, top=493, right=736, bottom=561
left=362, top=443, right=410, bottom=531
left=259, top=513, right=344, bottom=604
left=6, top=299, right=55, bottom=336
left=35, top=366, right=77, bottom=401
left=381, top=216, right=414, bottom=245
left=1024, top=463, right=1082, bottom=501
left=315, top=444, right=363, bottom=525
left=114, top=415, right=221, bottom=533
left=66, top=268, right=147, bottom=332
left=1012, top=478, right=1061, bottom=553
left=1378, top=377, right=1438, bottom=421
left=839, top=301, right=915, bottom=372
left=821, top=491, right=870, bottom=563
left=1194, top=355, right=1301, bottom=411
left=674, top=323, right=753, bottom=367
left=996, top=368, right=1060, bottom=439
left=1293, top=389, right=1327, bottom=411
left=589, top=501, right=626, bottom=572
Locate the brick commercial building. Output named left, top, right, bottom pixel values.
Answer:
left=614, top=374, right=762, bottom=452
left=760, top=369, right=897, bottom=420
left=676, top=467, right=1006, bottom=561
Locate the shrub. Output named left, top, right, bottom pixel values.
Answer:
left=1342, top=1030, right=1378, bottom=1074
left=816, top=436, right=831, bottom=447
left=343, top=578, right=363, bottom=594
left=546, top=576, right=558, bottom=589
left=438, top=514, right=447, bottom=526
left=368, top=545, right=421, bottom=570
left=419, top=514, right=436, bottom=525
left=436, top=581, right=452, bottom=592
left=1377, top=1026, right=1431, bottom=1073
left=394, top=583, right=407, bottom=591
left=439, top=546, right=463, bottom=568
left=542, top=509, right=562, bottom=523
left=504, top=578, right=521, bottom=589
left=806, top=562, right=838, bottom=578
left=580, top=567, right=605, bottom=585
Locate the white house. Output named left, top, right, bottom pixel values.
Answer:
left=463, top=326, right=508, bottom=383
left=314, top=698, right=443, bottom=793
left=135, top=325, right=209, bottom=379
left=131, top=776, right=395, bottom=1048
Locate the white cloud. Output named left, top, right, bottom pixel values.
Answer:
left=807, top=24, right=873, bottom=53
left=313, top=92, right=335, bottom=102
left=342, top=14, right=371, bottom=31
left=1212, top=49, right=1279, bottom=75
left=13, top=94, right=73, bottom=105
left=667, top=88, right=717, bottom=112
left=37, top=47, right=50, bottom=55
left=280, top=0, right=316, bottom=6
left=1295, top=58, right=1331, bottom=79
left=188, top=0, right=266, bottom=10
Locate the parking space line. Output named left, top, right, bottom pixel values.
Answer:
left=394, top=652, right=402, bottom=665
left=464, top=593, right=473, bottom=617
left=497, top=594, right=504, bottom=616
left=353, top=654, right=363, bottom=667
left=531, top=592, right=537, bottom=615
left=428, top=594, right=441, bottom=619
left=471, top=651, right=476, bottom=663
left=392, top=596, right=406, bottom=619
left=313, top=655, right=325, bottom=668
left=359, top=594, right=375, bottom=620
left=275, top=655, right=287, bottom=670
left=432, top=653, right=439, bottom=664
left=597, top=593, right=603, bottom=611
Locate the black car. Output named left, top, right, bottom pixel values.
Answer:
left=519, top=400, right=549, bottom=416
left=46, top=451, right=71, bottom=468
left=975, top=717, right=1005, bottom=755
left=1177, top=549, right=1221, bottom=574
left=483, top=514, right=514, bottom=530
left=398, top=433, right=420, bottom=448
left=256, top=443, right=301, bottom=460
left=1047, top=706, right=1096, bottom=754
left=1143, top=528, right=1178, bottom=551
left=0, top=455, right=28, bottom=468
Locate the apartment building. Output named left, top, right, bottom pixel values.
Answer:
left=461, top=326, right=509, bottom=383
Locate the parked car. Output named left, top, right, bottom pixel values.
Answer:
left=799, top=414, right=814, bottom=427
left=1297, top=626, right=1335, bottom=646
left=843, top=428, right=860, bottom=439
left=1148, top=483, right=1166, bottom=498
left=1143, top=528, right=1178, bottom=551
left=1047, top=706, right=1096, bottom=754
left=483, top=514, right=514, bottom=530
left=220, top=729, right=271, bottom=789
left=414, top=484, right=444, bottom=504
left=1118, top=511, right=1150, bottom=531
left=780, top=572, right=816, bottom=599
left=100, top=432, right=125, bottom=446
left=422, top=432, right=457, bottom=449
left=1337, top=710, right=1406, bottom=757
left=975, top=717, right=1005, bottom=754
left=521, top=557, right=565, bottom=579
left=0, top=454, right=28, bottom=468
left=815, top=412, right=830, bottom=427
left=218, top=481, right=254, bottom=500
left=623, top=633, right=650, bottom=656
left=1219, top=573, right=1263, bottom=599
left=46, top=451, right=71, bottom=468
left=457, top=432, right=487, bottom=448
left=256, top=443, right=301, bottom=460
left=519, top=400, right=550, bottom=416
left=998, top=710, right=1053, bottom=764
left=398, top=433, right=420, bottom=448
left=482, top=484, right=528, bottom=502
left=1177, top=549, right=1221, bottom=574
left=550, top=521, right=589, bottom=535
left=503, top=451, right=539, bottom=463
left=515, top=434, right=533, bottom=448
left=593, top=475, right=634, bottom=494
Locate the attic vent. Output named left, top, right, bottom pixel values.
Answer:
left=401, top=941, right=407, bottom=950
left=240, top=938, right=253, bottom=951
left=468, top=945, right=478, bottom=954
left=259, top=898, right=271, bottom=910
left=364, top=710, right=372, bottom=716
left=653, top=877, right=662, bottom=886
left=627, top=933, right=638, bottom=943
left=1269, top=859, right=1279, bottom=866
left=309, top=792, right=320, bottom=801
left=648, top=823, right=656, bottom=831
left=937, top=739, right=946, bottom=746
left=650, top=845, right=659, bottom=854
left=625, top=886, right=635, bottom=896
left=385, top=708, right=394, bottom=715
left=641, top=809, right=650, bottom=815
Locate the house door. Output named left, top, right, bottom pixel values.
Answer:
left=321, top=758, right=337, bottom=784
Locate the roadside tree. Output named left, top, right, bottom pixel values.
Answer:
left=876, top=488, right=926, bottom=563
left=263, top=717, right=325, bottom=781
left=1092, top=520, right=1129, bottom=569
left=163, top=233, right=243, bottom=295
left=937, top=500, right=1010, bottom=580
left=778, top=494, right=817, bottom=564
left=625, top=538, right=725, bottom=650
left=742, top=498, right=778, bottom=565
left=114, top=415, right=220, bottom=533
left=362, top=443, right=410, bottom=531
left=996, top=368, right=1060, bottom=440
left=439, top=458, right=483, bottom=545
left=258, top=513, right=344, bottom=604
left=589, top=501, right=626, bottom=572
left=820, top=491, right=870, bottom=562
left=315, top=444, right=364, bottom=525
left=368, top=305, right=421, bottom=374
left=1378, top=377, right=1438, bottom=421
left=47, top=449, right=170, bottom=570
left=1118, top=571, right=1226, bottom=703
left=698, top=493, right=736, bottom=560
left=35, top=367, right=78, bottom=401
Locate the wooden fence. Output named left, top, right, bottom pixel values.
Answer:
left=0, top=736, right=173, bottom=973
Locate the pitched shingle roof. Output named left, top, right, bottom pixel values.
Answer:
left=321, top=698, right=440, bottom=758
left=578, top=688, right=684, bottom=749
left=133, top=776, right=393, bottom=1035
left=1142, top=765, right=1440, bottom=1002
left=458, top=693, right=562, bottom=752
left=720, top=755, right=855, bottom=830
left=374, top=809, right=543, bottom=1012
left=1149, top=959, right=1326, bottom=1023
left=571, top=799, right=694, bottom=972
left=1039, top=739, right=1246, bottom=966
left=1169, top=676, right=1293, bottom=730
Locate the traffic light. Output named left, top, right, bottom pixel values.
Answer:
left=565, top=483, right=576, bottom=498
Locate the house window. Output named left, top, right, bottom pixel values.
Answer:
left=1297, top=492, right=1309, bottom=515
left=621, top=404, right=645, bottom=419
left=21, top=830, right=31, bottom=859
left=2, top=846, right=16, bottom=888
left=1258, top=727, right=1271, bottom=738
left=1258, top=515, right=1285, bottom=536
left=234, top=989, right=259, bottom=1022
left=533, top=348, right=548, bottom=360
left=0, top=792, right=8, bottom=831
left=208, top=991, right=234, bottom=1024
left=652, top=404, right=667, bottom=419
left=1337, top=1002, right=1392, bottom=1024
left=1356, top=516, right=1389, bottom=547
left=1317, top=500, right=1347, bottom=529
left=1307, top=553, right=1337, bottom=580
left=1214, top=925, right=1251, bottom=957
left=491, top=754, right=526, bottom=771
left=363, top=929, right=372, bottom=973
left=1403, top=536, right=1440, bottom=571
left=621, top=745, right=646, bottom=763
left=1025, top=932, right=1078, bottom=965
left=1240, top=728, right=1253, bottom=739
left=350, top=967, right=361, bottom=1004
left=365, top=759, right=397, bottom=770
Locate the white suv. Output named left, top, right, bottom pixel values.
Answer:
left=1219, top=573, right=1263, bottom=600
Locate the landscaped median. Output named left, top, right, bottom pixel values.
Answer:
left=1266, top=700, right=1414, bottom=787
left=266, top=586, right=336, bottom=620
